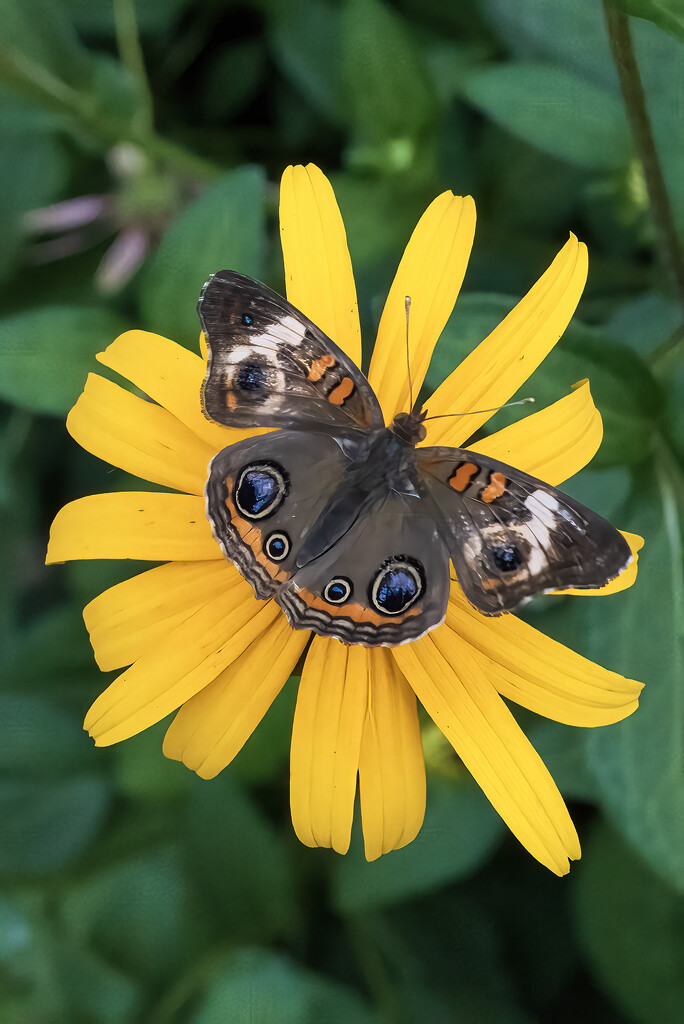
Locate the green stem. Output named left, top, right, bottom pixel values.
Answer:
left=113, top=0, right=154, bottom=135
left=603, top=1, right=684, bottom=314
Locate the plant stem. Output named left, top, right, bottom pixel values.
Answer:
left=603, top=1, right=684, bottom=315
left=113, top=0, right=154, bottom=135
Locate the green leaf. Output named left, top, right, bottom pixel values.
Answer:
left=183, top=774, right=297, bottom=941
left=607, top=292, right=682, bottom=358
left=0, top=776, right=110, bottom=875
left=202, top=41, right=266, bottom=122
left=0, top=0, right=92, bottom=92
left=61, top=844, right=205, bottom=982
left=0, top=305, right=128, bottom=415
left=47, top=941, right=141, bottom=1024
left=0, top=127, right=68, bottom=283
left=528, top=719, right=599, bottom=803
left=480, top=0, right=619, bottom=92
left=332, top=780, right=503, bottom=912
left=633, top=18, right=684, bottom=229
left=268, top=0, right=343, bottom=124
left=583, top=444, right=684, bottom=891
left=340, top=0, right=436, bottom=145
left=613, top=0, right=684, bottom=44
left=531, top=443, right=684, bottom=891
left=193, top=948, right=379, bottom=1024
left=140, top=165, right=266, bottom=347
left=463, top=63, right=630, bottom=169
left=0, top=694, right=94, bottom=777
left=575, top=823, right=684, bottom=1023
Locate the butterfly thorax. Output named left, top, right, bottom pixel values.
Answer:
left=390, top=410, right=428, bottom=447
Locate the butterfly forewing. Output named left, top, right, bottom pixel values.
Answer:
left=199, top=271, right=384, bottom=434
left=417, top=447, right=632, bottom=615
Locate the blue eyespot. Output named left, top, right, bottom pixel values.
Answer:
left=491, top=543, right=522, bottom=573
left=265, top=531, right=290, bottom=561
left=370, top=557, right=424, bottom=615
left=323, top=577, right=353, bottom=604
left=243, top=314, right=252, bottom=325
left=236, top=361, right=266, bottom=392
left=234, top=462, right=288, bottom=520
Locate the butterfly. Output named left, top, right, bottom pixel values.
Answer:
left=198, top=271, right=631, bottom=648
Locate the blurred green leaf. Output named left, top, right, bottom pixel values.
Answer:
left=528, top=719, right=599, bottom=803
left=183, top=774, right=297, bottom=941
left=0, top=305, right=128, bottom=416
left=193, top=948, right=379, bottom=1024
left=340, top=0, right=435, bottom=147
left=140, top=165, right=266, bottom=346
left=607, top=292, right=681, bottom=357
left=0, top=776, right=110, bottom=875
left=575, top=823, right=684, bottom=1023
left=0, top=694, right=94, bottom=776
left=0, top=898, right=32, bottom=961
left=633, top=17, right=684, bottom=228
left=480, top=0, right=619, bottom=92
left=333, top=780, right=503, bottom=912
left=583, top=444, right=684, bottom=891
left=0, top=127, right=68, bottom=283
left=62, top=844, right=205, bottom=982
left=613, top=0, right=684, bottom=43
left=47, top=940, right=142, bottom=1024
left=269, top=0, right=343, bottom=123
left=464, top=63, right=630, bottom=169
left=202, top=42, right=266, bottom=122
left=0, top=0, right=92, bottom=92
left=116, top=721, right=190, bottom=802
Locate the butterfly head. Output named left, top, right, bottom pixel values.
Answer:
left=391, top=409, right=428, bottom=446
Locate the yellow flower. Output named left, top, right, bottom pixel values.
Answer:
left=46, top=163, right=643, bottom=875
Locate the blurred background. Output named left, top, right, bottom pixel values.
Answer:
left=1, top=0, right=683, bottom=1021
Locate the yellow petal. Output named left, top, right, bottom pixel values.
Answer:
left=290, top=637, right=368, bottom=854
left=368, top=192, right=476, bottom=420
left=358, top=648, right=426, bottom=861
left=425, top=235, right=588, bottom=447
left=84, top=594, right=280, bottom=746
left=464, top=380, right=602, bottom=486
left=67, top=373, right=213, bottom=495
left=393, top=634, right=580, bottom=875
left=46, top=492, right=220, bottom=564
left=163, top=614, right=309, bottom=778
left=96, top=330, right=255, bottom=451
left=84, top=559, right=242, bottom=671
left=446, top=586, right=643, bottom=727
left=551, top=531, right=643, bottom=596
left=280, top=164, right=362, bottom=365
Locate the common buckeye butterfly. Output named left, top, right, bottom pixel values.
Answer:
left=198, top=271, right=631, bottom=647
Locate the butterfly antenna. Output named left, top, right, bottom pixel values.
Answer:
left=405, top=295, right=414, bottom=412
left=422, top=397, right=535, bottom=421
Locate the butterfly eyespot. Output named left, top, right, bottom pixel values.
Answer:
left=243, top=314, right=252, bottom=325
left=264, top=531, right=290, bottom=561
left=234, top=461, right=288, bottom=520
left=323, top=577, right=353, bottom=604
left=370, top=557, right=424, bottom=615
left=236, top=360, right=267, bottom=392
left=491, top=543, right=523, bottom=573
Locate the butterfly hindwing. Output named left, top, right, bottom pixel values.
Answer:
left=279, top=489, right=451, bottom=646
left=418, top=447, right=632, bottom=615
left=205, top=430, right=353, bottom=599
left=199, top=271, right=383, bottom=434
